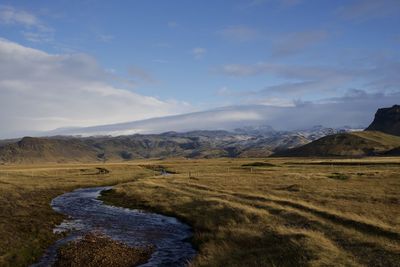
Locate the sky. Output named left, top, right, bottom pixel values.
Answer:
left=0, top=0, right=400, bottom=137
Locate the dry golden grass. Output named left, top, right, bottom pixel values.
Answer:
left=101, top=157, right=400, bottom=267
left=1, top=157, right=399, bottom=266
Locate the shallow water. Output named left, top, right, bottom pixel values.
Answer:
left=31, top=186, right=196, bottom=267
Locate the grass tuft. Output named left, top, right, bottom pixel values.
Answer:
left=327, top=173, right=350, bottom=180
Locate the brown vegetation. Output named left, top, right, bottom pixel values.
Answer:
left=101, top=158, right=400, bottom=267
left=1, top=157, right=399, bottom=266
left=55, top=232, right=153, bottom=267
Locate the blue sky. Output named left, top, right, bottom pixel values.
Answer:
left=0, top=0, right=400, bottom=136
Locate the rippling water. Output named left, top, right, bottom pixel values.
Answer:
left=31, top=187, right=196, bottom=267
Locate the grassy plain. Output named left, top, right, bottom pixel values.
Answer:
left=0, top=162, right=153, bottom=267
left=0, top=157, right=399, bottom=266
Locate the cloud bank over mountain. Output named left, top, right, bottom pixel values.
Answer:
left=48, top=94, right=399, bottom=137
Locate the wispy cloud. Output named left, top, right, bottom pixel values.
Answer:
left=191, top=47, right=206, bottom=59
left=97, top=34, right=114, bottom=43
left=0, top=5, right=54, bottom=42
left=252, top=97, right=295, bottom=107
left=216, top=62, right=357, bottom=80
left=153, top=42, right=171, bottom=48
left=216, top=63, right=263, bottom=76
left=21, top=31, right=53, bottom=43
left=128, top=66, right=156, bottom=83
left=240, top=0, right=302, bottom=9
left=279, top=0, right=302, bottom=7
left=218, top=25, right=260, bottom=42
left=215, top=56, right=400, bottom=102
left=337, top=0, right=400, bottom=21
left=167, top=21, right=178, bottom=28
left=272, top=30, right=328, bottom=57
left=216, top=86, right=234, bottom=97
left=0, top=5, right=41, bottom=28
left=244, top=0, right=268, bottom=8
left=152, top=59, right=168, bottom=63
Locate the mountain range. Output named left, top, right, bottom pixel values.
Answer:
left=0, top=125, right=353, bottom=164
left=0, top=105, right=399, bottom=163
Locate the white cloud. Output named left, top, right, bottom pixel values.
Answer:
left=191, top=47, right=206, bottom=59
left=219, top=25, right=259, bottom=42
left=0, top=38, right=190, bottom=138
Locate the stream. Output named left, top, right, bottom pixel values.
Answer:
left=31, top=186, right=196, bottom=267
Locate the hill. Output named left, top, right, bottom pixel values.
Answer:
left=366, top=105, right=400, bottom=136
left=273, top=131, right=400, bottom=157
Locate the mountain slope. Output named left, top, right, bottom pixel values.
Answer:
left=0, top=137, right=99, bottom=164
left=273, top=131, right=400, bottom=157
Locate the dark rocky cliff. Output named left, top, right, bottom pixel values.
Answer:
left=366, top=105, right=400, bottom=136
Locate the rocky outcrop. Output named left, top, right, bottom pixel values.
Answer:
left=366, top=105, right=400, bottom=136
